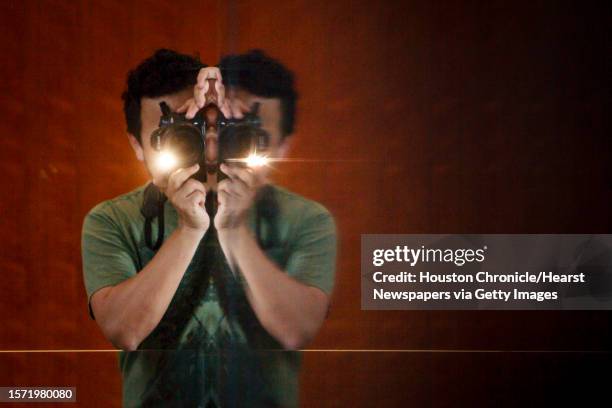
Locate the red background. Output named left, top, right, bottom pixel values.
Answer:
left=0, top=1, right=610, bottom=406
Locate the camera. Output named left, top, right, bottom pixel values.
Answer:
left=150, top=101, right=270, bottom=182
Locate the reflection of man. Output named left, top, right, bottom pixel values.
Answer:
left=81, top=49, right=336, bottom=407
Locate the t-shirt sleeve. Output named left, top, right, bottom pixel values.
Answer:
left=81, top=207, right=138, bottom=319
left=285, top=208, right=337, bottom=295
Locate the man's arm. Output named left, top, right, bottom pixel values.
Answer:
left=88, top=164, right=208, bottom=351
left=216, top=164, right=335, bottom=350
left=90, top=226, right=204, bottom=351
left=218, top=225, right=331, bottom=350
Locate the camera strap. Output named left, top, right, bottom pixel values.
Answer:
left=254, top=185, right=279, bottom=249
left=141, top=183, right=167, bottom=251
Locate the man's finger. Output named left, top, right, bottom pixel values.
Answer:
left=215, top=75, right=225, bottom=107
left=197, top=67, right=221, bottom=87
left=179, top=179, right=207, bottom=199
left=167, top=164, right=200, bottom=196
left=218, top=179, right=240, bottom=198
left=186, top=101, right=200, bottom=119
left=217, top=188, right=235, bottom=206
left=196, top=67, right=227, bottom=108
left=220, top=164, right=255, bottom=188
left=194, top=84, right=207, bottom=109
left=219, top=163, right=238, bottom=180
left=222, top=177, right=247, bottom=198
left=187, top=190, right=206, bottom=207
left=237, top=98, right=250, bottom=114
left=229, top=99, right=245, bottom=119
left=176, top=98, right=193, bottom=113
left=212, top=67, right=223, bottom=82
left=196, top=69, right=212, bottom=90
left=219, top=100, right=232, bottom=118
left=217, top=189, right=226, bottom=206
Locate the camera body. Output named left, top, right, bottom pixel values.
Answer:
left=151, top=101, right=269, bottom=182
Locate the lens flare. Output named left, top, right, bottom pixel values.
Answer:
left=244, top=154, right=269, bottom=168
left=156, top=151, right=178, bottom=172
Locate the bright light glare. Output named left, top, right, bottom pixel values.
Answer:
left=245, top=154, right=269, bottom=168
left=156, top=151, right=178, bottom=172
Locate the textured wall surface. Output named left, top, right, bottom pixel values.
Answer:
left=0, top=1, right=610, bottom=406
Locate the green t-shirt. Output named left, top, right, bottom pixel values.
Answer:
left=81, top=183, right=336, bottom=408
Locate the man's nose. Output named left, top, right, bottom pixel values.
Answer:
left=205, top=129, right=218, bottom=163
left=205, top=106, right=219, bottom=127
left=203, top=105, right=220, bottom=163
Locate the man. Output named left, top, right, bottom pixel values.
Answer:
left=81, top=49, right=337, bottom=407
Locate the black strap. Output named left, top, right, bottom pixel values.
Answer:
left=141, top=183, right=167, bottom=251
left=254, top=185, right=279, bottom=249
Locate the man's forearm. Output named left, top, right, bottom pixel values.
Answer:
left=93, top=226, right=204, bottom=351
left=218, top=225, right=329, bottom=350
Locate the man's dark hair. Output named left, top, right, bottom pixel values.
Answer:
left=219, top=49, right=298, bottom=138
left=122, top=49, right=205, bottom=143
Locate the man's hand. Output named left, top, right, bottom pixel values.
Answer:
left=165, top=164, right=210, bottom=234
left=215, top=163, right=265, bottom=230
left=89, top=164, right=210, bottom=350
left=176, top=67, right=250, bottom=119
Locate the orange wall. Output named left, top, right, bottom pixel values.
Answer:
left=0, top=1, right=610, bottom=406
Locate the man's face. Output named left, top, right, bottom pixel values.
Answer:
left=128, top=87, right=289, bottom=189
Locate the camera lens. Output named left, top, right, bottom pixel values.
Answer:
left=152, top=123, right=204, bottom=168
left=219, top=124, right=269, bottom=165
